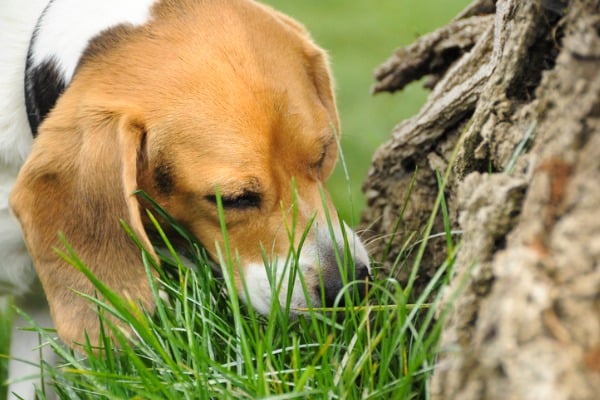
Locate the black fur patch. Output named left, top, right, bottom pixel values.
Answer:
left=24, top=57, right=66, bottom=136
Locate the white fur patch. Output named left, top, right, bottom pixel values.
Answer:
left=0, top=0, right=47, bottom=169
left=30, top=0, right=158, bottom=82
left=241, top=256, right=315, bottom=315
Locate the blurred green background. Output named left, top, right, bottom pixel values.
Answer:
left=262, top=0, right=471, bottom=225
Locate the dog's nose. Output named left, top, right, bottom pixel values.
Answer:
left=323, top=262, right=371, bottom=308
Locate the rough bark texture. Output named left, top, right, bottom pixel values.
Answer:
left=361, top=0, right=600, bottom=398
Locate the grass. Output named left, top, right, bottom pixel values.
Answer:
left=0, top=298, right=13, bottom=400
left=9, top=182, right=457, bottom=400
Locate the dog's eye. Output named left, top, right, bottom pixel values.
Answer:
left=205, top=192, right=262, bottom=210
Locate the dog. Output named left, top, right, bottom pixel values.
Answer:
left=1, top=0, right=370, bottom=397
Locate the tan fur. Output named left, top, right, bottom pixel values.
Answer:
left=10, top=0, right=348, bottom=347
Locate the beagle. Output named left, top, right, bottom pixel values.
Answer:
left=1, top=0, right=370, bottom=394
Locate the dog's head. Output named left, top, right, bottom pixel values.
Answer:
left=10, top=0, right=370, bottom=346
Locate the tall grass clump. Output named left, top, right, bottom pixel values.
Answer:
left=0, top=297, right=13, bottom=400
left=11, top=185, right=456, bottom=400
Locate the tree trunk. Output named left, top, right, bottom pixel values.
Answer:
left=361, top=0, right=600, bottom=398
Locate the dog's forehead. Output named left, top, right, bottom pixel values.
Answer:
left=148, top=80, right=332, bottom=166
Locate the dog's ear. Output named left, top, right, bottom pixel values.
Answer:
left=10, top=100, right=156, bottom=347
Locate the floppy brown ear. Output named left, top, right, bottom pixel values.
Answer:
left=10, top=101, right=156, bottom=348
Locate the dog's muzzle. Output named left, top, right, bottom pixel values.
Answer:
left=240, top=221, right=371, bottom=314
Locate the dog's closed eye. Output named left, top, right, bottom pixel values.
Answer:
left=205, top=191, right=262, bottom=210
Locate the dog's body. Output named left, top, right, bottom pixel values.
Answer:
left=1, top=0, right=370, bottom=397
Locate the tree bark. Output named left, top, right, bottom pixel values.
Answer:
left=361, top=0, right=600, bottom=398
